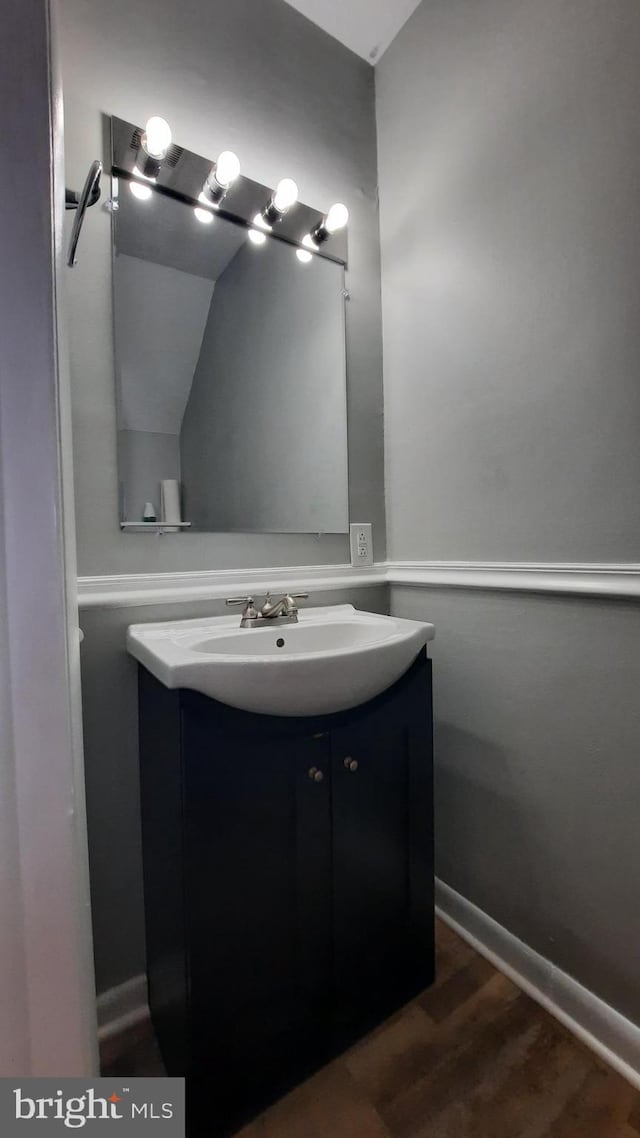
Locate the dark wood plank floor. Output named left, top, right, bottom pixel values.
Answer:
left=102, top=919, right=640, bottom=1137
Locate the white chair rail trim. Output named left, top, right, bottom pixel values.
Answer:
left=77, top=563, right=388, bottom=610
left=389, top=560, right=640, bottom=598
left=77, top=561, right=640, bottom=610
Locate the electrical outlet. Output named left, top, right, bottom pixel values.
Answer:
left=350, top=523, right=373, bottom=567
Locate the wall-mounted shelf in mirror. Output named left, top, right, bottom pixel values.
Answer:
left=120, top=522, right=192, bottom=533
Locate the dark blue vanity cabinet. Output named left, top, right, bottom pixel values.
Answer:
left=138, top=650, right=434, bottom=1136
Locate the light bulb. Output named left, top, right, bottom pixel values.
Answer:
left=248, top=228, right=266, bottom=246
left=198, top=192, right=219, bottom=210
left=325, top=202, right=349, bottom=233
left=130, top=181, right=152, bottom=201
left=302, top=233, right=319, bottom=251
left=143, top=116, right=172, bottom=159
left=215, top=150, right=240, bottom=188
left=194, top=207, right=214, bottom=225
left=253, top=212, right=272, bottom=232
left=296, top=249, right=313, bottom=264
left=273, top=178, right=298, bottom=213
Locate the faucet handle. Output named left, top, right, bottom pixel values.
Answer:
left=226, top=596, right=260, bottom=624
left=290, top=593, right=309, bottom=600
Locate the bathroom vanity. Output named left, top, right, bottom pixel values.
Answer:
left=131, top=606, right=435, bottom=1135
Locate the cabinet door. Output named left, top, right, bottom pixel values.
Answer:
left=330, top=657, right=434, bottom=1042
left=182, top=714, right=332, bottom=1126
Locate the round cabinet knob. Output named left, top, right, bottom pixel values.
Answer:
left=343, top=757, right=358, bottom=772
left=308, top=767, right=324, bottom=783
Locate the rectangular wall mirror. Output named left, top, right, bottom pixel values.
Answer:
left=111, top=119, right=349, bottom=535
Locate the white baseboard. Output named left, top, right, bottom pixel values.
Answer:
left=436, top=879, right=640, bottom=1091
left=96, top=974, right=149, bottom=1043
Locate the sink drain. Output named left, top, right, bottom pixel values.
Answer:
left=276, top=637, right=285, bottom=648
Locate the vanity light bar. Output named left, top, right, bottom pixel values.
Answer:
left=111, top=116, right=349, bottom=265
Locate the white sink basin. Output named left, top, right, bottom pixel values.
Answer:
left=127, top=604, right=435, bottom=717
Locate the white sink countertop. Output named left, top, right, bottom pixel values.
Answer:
left=127, top=604, right=435, bottom=718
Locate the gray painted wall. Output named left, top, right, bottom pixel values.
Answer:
left=181, top=240, right=349, bottom=533
left=377, top=0, right=640, bottom=563
left=392, top=585, right=640, bottom=1025
left=60, top=0, right=385, bottom=575
left=377, top=0, right=640, bottom=1025
left=81, top=587, right=389, bottom=993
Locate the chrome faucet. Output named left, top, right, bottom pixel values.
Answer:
left=226, top=592, right=309, bottom=628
